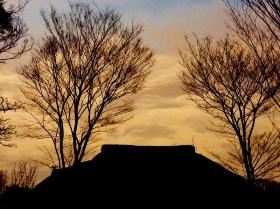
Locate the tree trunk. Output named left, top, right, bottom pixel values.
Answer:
left=241, top=143, right=255, bottom=184
left=59, top=118, right=65, bottom=169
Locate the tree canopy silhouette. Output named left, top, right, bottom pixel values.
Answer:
left=10, top=161, right=38, bottom=189
left=19, top=2, right=154, bottom=169
left=179, top=35, right=280, bottom=184
left=210, top=130, right=280, bottom=180
left=0, top=0, right=30, bottom=147
left=0, top=0, right=30, bottom=63
left=225, top=0, right=280, bottom=110
left=231, top=0, right=280, bottom=41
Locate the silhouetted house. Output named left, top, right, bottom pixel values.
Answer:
left=33, top=145, right=263, bottom=203
left=2, top=145, right=269, bottom=207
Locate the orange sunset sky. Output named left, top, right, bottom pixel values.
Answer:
left=0, top=0, right=271, bottom=182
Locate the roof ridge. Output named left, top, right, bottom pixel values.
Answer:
left=101, top=144, right=196, bottom=153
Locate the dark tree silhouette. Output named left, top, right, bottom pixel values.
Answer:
left=0, top=170, right=8, bottom=193
left=210, top=130, right=280, bottom=180
left=0, top=0, right=12, bottom=30
left=230, top=0, right=280, bottom=41
left=225, top=0, right=280, bottom=110
left=19, top=2, right=154, bottom=169
left=0, top=97, right=22, bottom=147
left=0, top=161, right=37, bottom=194
left=0, top=0, right=30, bottom=147
left=0, top=0, right=30, bottom=63
left=9, top=161, right=38, bottom=189
left=179, top=35, right=280, bottom=184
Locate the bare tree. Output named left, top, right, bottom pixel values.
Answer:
left=0, top=97, right=21, bottom=147
left=0, top=0, right=30, bottom=63
left=0, top=116, right=15, bottom=147
left=179, top=35, right=280, bottom=183
left=0, top=0, right=30, bottom=147
left=230, top=0, right=280, bottom=41
left=10, top=161, right=38, bottom=189
left=210, top=130, right=280, bottom=181
left=224, top=2, right=280, bottom=182
left=19, top=2, right=154, bottom=169
left=0, top=161, right=37, bottom=193
left=0, top=170, right=8, bottom=193
left=225, top=0, right=280, bottom=110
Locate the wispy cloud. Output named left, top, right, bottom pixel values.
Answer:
left=0, top=0, right=231, bottom=180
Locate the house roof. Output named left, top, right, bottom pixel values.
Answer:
left=34, top=144, right=261, bottom=204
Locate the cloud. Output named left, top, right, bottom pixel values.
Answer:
left=0, top=0, right=234, bottom=181
left=137, top=78, right=183, bottom=103
left=122, top=124, right=176, bottom=139
left=139, top=0, right=229, bottom=55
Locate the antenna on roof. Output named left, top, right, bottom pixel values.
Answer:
left=191, top=138, right=195, bottom=147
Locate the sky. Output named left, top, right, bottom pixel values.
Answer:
left=0, top=0, right=243, bottom=181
